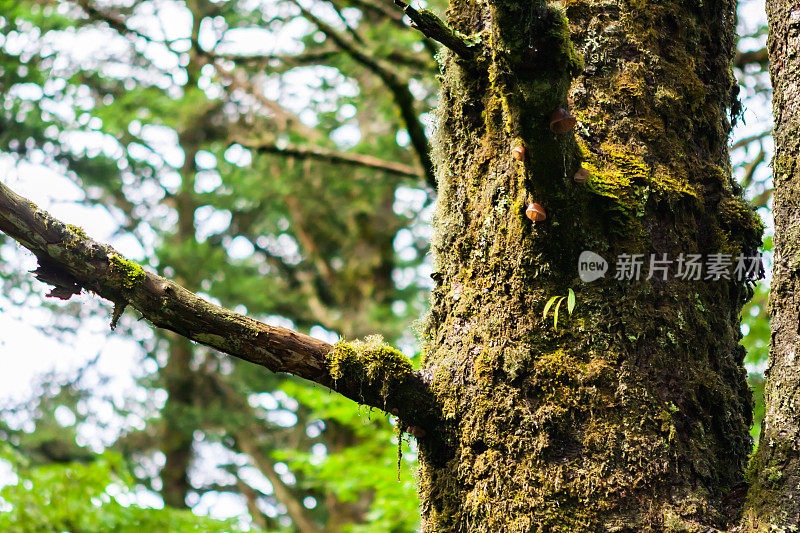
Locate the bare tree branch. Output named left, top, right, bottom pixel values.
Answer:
left=290, top=0, right=437, bottom=190
left=0, top=181, right=439, bottom=432
left=210, top=39, right=435, bottom=73
left=210, top=49, right=342, bottom=69
left=76, top=0, right=169, bottom=47
left=730, top=128, right=773, bottom=151
left=740, top=146, right=767, bottom=191
left=215, top=64, right=326, bottom=142
left=208, top=373, right=344, bottom=532
left=240, top=138, right=423, bottom=178
left=236, top=430, right=319, bottom=533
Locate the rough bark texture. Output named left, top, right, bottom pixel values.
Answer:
left=743, top=1, right=800, bottom=527
left=417, top=0, right=762, bottom=531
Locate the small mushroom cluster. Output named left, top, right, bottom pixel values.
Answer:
left=515, top=108, right=591, bottom=224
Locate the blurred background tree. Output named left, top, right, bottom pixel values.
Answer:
left=733, top=0, right=772, bottom=446
left=0, top=0, right=774, bottom=529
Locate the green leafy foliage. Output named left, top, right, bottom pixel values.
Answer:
left=277, top=378, right=421, bottom=531
left=0, top=445, right=246, bottom=532
left=543, top=289, right=577, bottom=329
left=741, top=280, right=770, bottom=444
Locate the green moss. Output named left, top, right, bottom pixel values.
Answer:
left=63, top=225, right=88, bottom=251
left=578, top=141, right=700, bottom=235
left=328, top=335, right=413, bottom=399
left=588, top=143, right=697, bottom=205
left=584, top=160, right=636, bottom=204
left=658, top=404, right=679, bottom=443
left=109, top=254, right=146, bottom=290
left=545, top=7, right=584, bottom=75
left=719, top=197, right=765, bottom=235
left=742, top=439, right=800, bottom=528
left=650, top=165, right=698, bottom=200
left=421, top=0, right=751, bottom=528
left=66, top=224, right=87, bottom=239
left=473, top=348, right=499, bottom=387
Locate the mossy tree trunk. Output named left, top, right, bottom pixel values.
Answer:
left=742, top=0, right=800, bottom=527
left=416, top=0, right=762, bottom=530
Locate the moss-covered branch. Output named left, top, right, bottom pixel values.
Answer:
left=393, top=0, right=480, bottom=61
left=0, top=181, right=440, bottom=432
left=329, top=336, right=414, bottom=404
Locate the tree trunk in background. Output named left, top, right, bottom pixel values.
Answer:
left=160, top=334, right=196, bottom=509
left=417, top=0, right=762, bottom=530
left=744, top=0, right=800, bottom=526
left=159, top=74, right=202, bottom=508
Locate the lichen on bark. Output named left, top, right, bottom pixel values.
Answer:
left=65, top=224, right=87, bottom=240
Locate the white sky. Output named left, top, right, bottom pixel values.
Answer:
left=0, top=167, right=142, bottom=401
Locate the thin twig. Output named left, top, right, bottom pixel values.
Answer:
left=240, top=139, right=423, bottom=178
left=76, top=0, right=175, bottom=48
left=730, top=129, right=773, bottom=151
left=289, top=0, right=437, bottom=190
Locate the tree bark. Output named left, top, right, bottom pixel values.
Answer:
left=743, top=0, right=800, bottom=527
left=416, top=0, right=762, bottom=530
